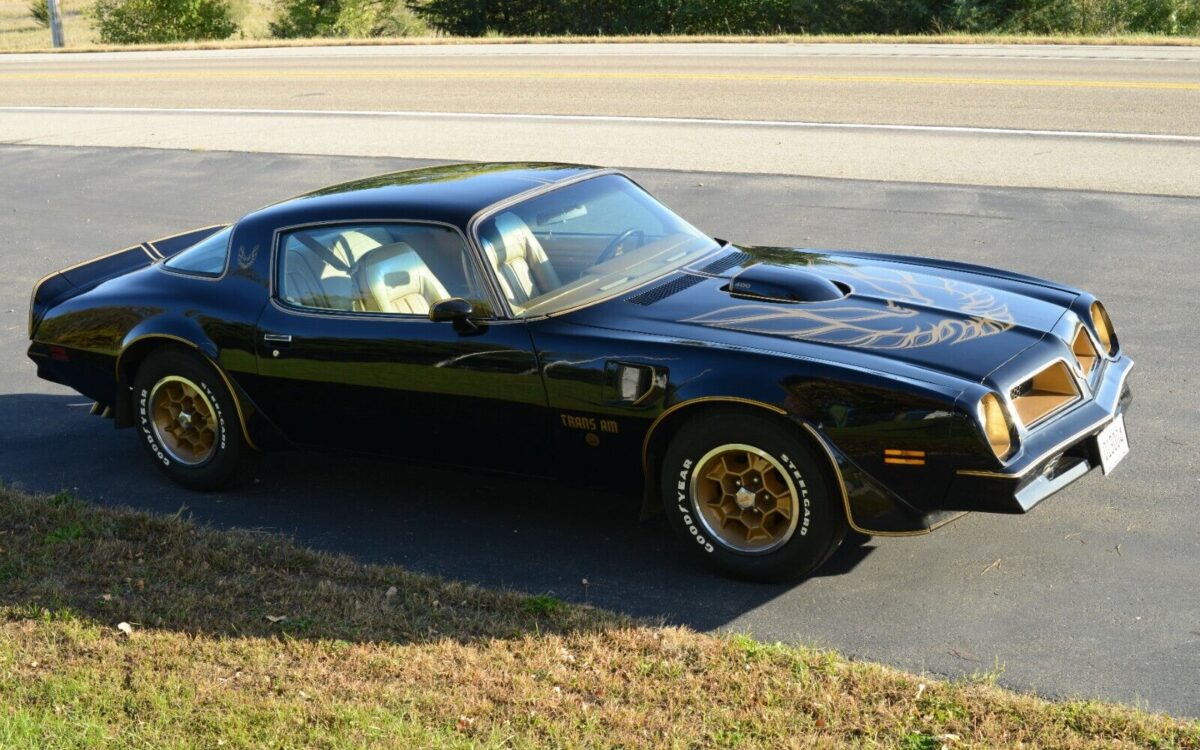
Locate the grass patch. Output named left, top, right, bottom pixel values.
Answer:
left=521, top=593, right=565, bottom=617
left=0, top=483, right=1197, bottom=748
left=41, top=521, right=85, bottom=544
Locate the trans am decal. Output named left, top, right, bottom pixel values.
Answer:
left=685, top=266, right=1015, bottom=350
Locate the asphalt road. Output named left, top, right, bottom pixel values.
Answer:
left=4, top=43, right=1199, bottom=195
left=3, top=144, right=1198, bottom=716
left=2, top=43, right=1200, bottom=134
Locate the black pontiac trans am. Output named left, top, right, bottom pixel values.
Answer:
left=27, top=163, right=1133, bottom=581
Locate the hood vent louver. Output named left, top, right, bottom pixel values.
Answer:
left=626, top=274, right=706, bottom=306
left=700, top=251, right=751, bottom=275
left=726, top=264, right=848, bottom=303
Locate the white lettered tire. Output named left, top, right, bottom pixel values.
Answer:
left=660, top=409, right=845, bottom=582
left=132, top=348, right=250, bottom=491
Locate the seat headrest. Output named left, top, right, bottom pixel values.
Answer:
left=491, top=212, right=535, bottom=264
left=357, top=241, right=416, bottom=270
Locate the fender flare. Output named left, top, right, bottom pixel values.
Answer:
left=114, top=328, right=258, bottom=451
left=638, top=396, right=794, bottom=521
left=638, top=396, right=960, bottom=537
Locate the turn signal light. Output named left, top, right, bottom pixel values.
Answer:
left=884, top=449, right=925, bottom=466
left=1090, top=301, right=1117, bottom=355
left=978, top=392, right=1014, bottom=460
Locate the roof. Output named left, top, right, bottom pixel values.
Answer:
left=243, top=162, right=599, bottom=232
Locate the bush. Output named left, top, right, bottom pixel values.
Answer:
left=29, top=0, right=49, bottom=27
left=89, top=0, right=239, bottom=42
left=269, top=0, right=338, bottom=36
left=270, top=0, right=427, bottom=37
left=405, top=0, right=1200, bottom=36
left=406, top=0, right=963, bottom=36
left=949, top=0, right=1200, bottom=34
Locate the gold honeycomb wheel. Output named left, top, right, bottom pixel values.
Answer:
left=689, top=443, right=800, bottom=555
left=148, top=375, right=218, bottom=466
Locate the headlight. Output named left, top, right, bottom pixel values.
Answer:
left=1090, top=301, right=1117, bottom=355
left=978, top=392, right=1014, bottom=460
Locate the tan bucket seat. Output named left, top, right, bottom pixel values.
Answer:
left=351, top=242, right=450, bottom=315
left=480, top=212, right=562, bottom=304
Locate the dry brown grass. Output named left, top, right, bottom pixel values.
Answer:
left=0, top=0, right=95, bottom=48
left=1, top=485, right=1197, bottom=749
left=0, top=0, right=274, bottom=49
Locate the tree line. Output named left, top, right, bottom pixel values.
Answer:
left=32, top=0, right=1200, bottom=45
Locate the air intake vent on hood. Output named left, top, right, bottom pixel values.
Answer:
left=700, top=251, right=751, bottom=275
left=626, top=274, right=705, bottom=306
left=726, top=264, right=848, bottom=303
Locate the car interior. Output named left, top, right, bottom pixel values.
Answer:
left=279, top=223, right=493, bottom=316
left=277, top=176, right=717, bottom=319
left=477, top=211, right=563, bottom=304
left=278, top=214, right=610, bottom=318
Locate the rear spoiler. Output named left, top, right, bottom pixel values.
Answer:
left=28, top=225, right=227, bottom=338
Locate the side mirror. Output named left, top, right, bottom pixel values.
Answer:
left=428, top=297, right=479, bottom=332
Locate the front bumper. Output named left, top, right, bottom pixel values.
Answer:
left=947, top=354, right=1134, bottom=514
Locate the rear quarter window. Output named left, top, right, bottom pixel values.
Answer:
left=162, top=226, right=232, bottom=276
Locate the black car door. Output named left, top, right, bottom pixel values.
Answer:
left=250, top=221, right=549, bottom=474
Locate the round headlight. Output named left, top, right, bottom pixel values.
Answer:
left=1090, top=301, right=1117, bottom=355
left=978, top=393, right=1013, bottom=460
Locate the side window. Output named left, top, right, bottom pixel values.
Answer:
left=277, top=223, right=493, bottom=317
left=162, top=226, right=231, bottom=276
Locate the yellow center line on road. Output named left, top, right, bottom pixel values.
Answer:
left=1, top=68, right=1199, bottom=91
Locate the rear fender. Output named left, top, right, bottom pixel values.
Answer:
left=113, top=325, right=259, bottom=451
left=28, top=225, right=226, bottom=339
left=29, top=244, right=156, bottom=338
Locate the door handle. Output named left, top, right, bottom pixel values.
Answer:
left=263, top=333, right=292, bottom=358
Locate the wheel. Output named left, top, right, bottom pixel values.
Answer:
left=132, top=348, right=251, bottom=491
left=659, top=410, right=846, bottom=582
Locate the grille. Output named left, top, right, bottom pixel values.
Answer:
left=626, top=274, right=705, bottom=306
left=1010, top=360, right=1081, bottom=427
left=1071, top=327, right=1099, bottom=379
left=699, top=251, right=750, bottom=275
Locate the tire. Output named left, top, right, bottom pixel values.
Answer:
left=132, top=348, right=250, bottom=491
left=660, top=410, right=846, bottom=582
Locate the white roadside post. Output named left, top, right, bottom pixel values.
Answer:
left=46, top=0, right=64, bottom=47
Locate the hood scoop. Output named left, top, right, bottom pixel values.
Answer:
left=726, top=263, right=848, bottom=303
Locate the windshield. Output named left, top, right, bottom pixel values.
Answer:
left=474, top=174, right=718, bottom=317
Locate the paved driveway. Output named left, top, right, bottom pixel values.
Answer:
left=2, top=144, right=1198, bottom=715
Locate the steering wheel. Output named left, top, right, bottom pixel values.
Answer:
left=594, top=228, right=645, bottom=266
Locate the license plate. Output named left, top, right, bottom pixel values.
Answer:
left=1096, top=414, right=1130, bottom=475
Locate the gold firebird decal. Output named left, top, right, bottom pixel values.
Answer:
left=684, top=265, right=1016, bottom=350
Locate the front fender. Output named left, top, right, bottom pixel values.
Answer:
left=650, top=352, right=973, bottom=535
left=531, top=317, right=974, bottom=535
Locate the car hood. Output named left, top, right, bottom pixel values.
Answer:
left=570, top=246, right=1080, bottom=383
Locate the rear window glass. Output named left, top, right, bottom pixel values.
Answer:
left=163, top=226, right=231, bottom=276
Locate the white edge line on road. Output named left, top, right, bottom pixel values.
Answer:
left=3, top=105, right=1199, bottom=144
